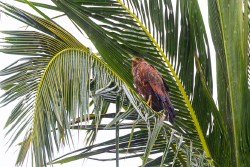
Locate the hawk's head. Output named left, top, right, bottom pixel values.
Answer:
left=131, top=57, right=145, bottom=67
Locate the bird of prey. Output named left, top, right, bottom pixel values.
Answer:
left=131, top=57, right=175, bottom=123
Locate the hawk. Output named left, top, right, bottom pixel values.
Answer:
left=131, top=57, right=175, bottom=123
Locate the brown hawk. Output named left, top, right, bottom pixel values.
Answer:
left=131, top=57, right=175, bottom=123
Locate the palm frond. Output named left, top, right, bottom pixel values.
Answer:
left=14, top=0, right=61, bottom=12
left=49, top=127, right=211, bottom=167
left=208, top=0, right=250, bottom=166
left=1, top=0, right=244, bottom=166
left=248, top=1, right=250, bottom=89
left=50, top=0, right=228, bottom=164
left=0, top=3, right=195, bottom=166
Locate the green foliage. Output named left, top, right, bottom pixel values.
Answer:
left=0, top=0, right=249, bottom=167
left=208, top=0, right=250, bottom=166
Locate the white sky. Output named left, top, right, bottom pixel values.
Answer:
left=0, top=0, right=215, bottom=167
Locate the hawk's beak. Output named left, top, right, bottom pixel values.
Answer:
left=130, top=57, right=136, bottom=61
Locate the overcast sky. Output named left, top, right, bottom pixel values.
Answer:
left=0, top=0, right=214, bottom=167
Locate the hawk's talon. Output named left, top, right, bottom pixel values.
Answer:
left=146, top=95, right=152, bottom=108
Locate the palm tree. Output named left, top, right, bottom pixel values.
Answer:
left=0, top=0, right=249, bottom=166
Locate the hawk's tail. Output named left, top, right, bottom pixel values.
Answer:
left=163, top=101, right=175, bottom=124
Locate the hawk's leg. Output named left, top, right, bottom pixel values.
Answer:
left=146, top=95, right=152, bottom=108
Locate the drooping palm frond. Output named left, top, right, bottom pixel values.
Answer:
left=1, top=0, right=243, bottom=166
left=14, top=2, right=223, bottom=152
left=49, top=0, right=229, bottom=165
left=50, top=127, right=212, bottom=167
left=0, top=3, right=88, bottom=165
left=0, top=2, right=208, bottom=167
left=208, top=0, right=250, bottom=166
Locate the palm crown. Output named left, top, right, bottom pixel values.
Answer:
left=0, top=0, right=249, bottom=167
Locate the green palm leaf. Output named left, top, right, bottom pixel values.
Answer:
left=208, top=0, right=250, bottom=166
left=0, top=3, right=196, bottom=166
left=2, top=0, right=245, bottom=166
left=50, top=0, right=228, bottom=164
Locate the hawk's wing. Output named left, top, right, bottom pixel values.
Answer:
left=141, top=62, right=175, bottom=123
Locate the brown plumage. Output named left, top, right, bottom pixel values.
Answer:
left=131, top=57, right=175, bottom=124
